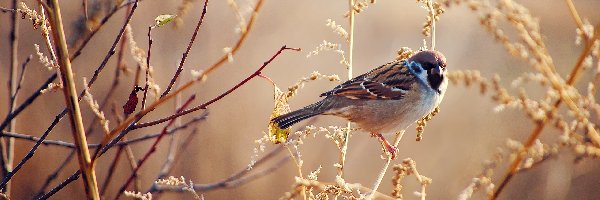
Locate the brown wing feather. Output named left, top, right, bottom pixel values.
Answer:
left=320, top=60, right=415, bottom=100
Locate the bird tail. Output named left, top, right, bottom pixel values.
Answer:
left=271, top=103, right=324, bottom=129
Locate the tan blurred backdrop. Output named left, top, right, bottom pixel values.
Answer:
left=1, top=0, right=600, bottom=199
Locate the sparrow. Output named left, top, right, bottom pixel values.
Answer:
left=271, top=50, right=448, bottom=159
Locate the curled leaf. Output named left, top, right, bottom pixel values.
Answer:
left=154, top=14, right=177, bottom=28
left=268, top=84, right=291, bottom=144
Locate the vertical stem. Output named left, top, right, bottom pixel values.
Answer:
left=428, top=0, right=436, bottom=50
left=339, top=0, right=355, bottom=178
left=3, top=0, right=20, bottom=195
left=46, top=0, right=100, bottom=199
left=368, top=131, right=405, bottom=200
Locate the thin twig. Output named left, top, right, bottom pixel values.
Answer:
left=1, top=0, right=20, bottom=194
left=339, top=0, right=355, bottom=178
left=368, top=130, right=405, bottom=200
left=0, top=1, right=140, bottom=192
left=47, top=45, right=296, bottom=197
left=132, top=46, right=301, bottom=130
left=141, top=26, right=153, bottom=110
left=161, top=0, right=210, bottom=97
left=11, top=55, right=32, bottom=101
left=92, top=0, right=266, bottom=157
left=70, top=0, right=139, bottom=60
left=0, top=112, right=207, bottom=149
left=202, top=0, right=264, bottom=75
left=113, top=95, right=196, bottom=200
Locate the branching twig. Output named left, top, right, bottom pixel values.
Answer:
left=113, top=95, right=196, bottom=200
left=45, top=45, right=299, bottom=198
left=0, top=1, right=140, bottom=192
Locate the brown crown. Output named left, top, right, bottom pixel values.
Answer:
left=407, top=50, right=447, bottom=68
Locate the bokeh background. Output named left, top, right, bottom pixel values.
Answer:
left=1, top=0, right=600, bottom=199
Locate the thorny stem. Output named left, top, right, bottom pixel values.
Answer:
left=46, top=0, right=99, bottom=198
left=492, top=24, right=600, bottom=199
left=367, top=130, right=405, bottom=200
left=339, top=0, right=355, bottom=178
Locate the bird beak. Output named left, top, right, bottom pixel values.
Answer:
left=432, top=65, right=442, bottom=75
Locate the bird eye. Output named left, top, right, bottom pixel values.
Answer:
left=422, top=62, right=434, bottom=70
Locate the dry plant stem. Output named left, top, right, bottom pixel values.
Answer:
left=0, top=112, right=206, bottom=149
left=141, top=26, right=153, bottom=110
left=162, top=0, right=209, bottom=97
left=49, top=46, right=296, bottom=197
left=70, top=0, right=138, bottom=60
left=0, top=73, right=57, bottom=132
left=93, top=0, right=265, bottom=154
left=113, top=96, right=196, bottom=200
left=82, top=0, right=88, bottom=21
left=0, top=0, right=139, bottom=193
left=46, top=0, right=100, bottom=198
left=155, top=146, right=290, bottom=193
left=565, top=0, right=585, bottom=39
left=0, top=0, right=134, bottom=133
left=368, top=130, right=405, bottom=200
left=492, top=25, right=600, bottom=200
left=284, top=145, right=306, bottom=200
left=11, top=56, right=32, bottom=101
left=151, top=120, right=311, bottom=197
left=339, top=0, right=355, bottom=178
left=0, top=112, right=207, bottom=150
left=0, top=74, right=58, bottom=189
left=1, top=0, right=20, bottom=194
left=428, top=0, right=436, bottom=50
left=203, top=0, right=264, bottom=75
left=132, top=46, right=300, bottom=130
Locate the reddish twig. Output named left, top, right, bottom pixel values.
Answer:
left=141, top=26, right=153, bottom=110
left=0, top=1, right=140, bottom=191
left=162, top=0, right=210, bottom=97
left=113, top=95, right=196, bottom=200
left=134, top=46, right=301, bottom=129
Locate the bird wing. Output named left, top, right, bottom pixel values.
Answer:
left=320, top=60, right=416, bottom=100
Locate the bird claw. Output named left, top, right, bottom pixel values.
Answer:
left=382, top=139, right=398, bottom=159
left=373, top=133, right=398, bottom=159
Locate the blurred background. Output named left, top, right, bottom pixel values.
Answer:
left=1, top=0, right=600, bottom=199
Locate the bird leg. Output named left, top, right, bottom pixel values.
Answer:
left=372, top=133, right=398, bottom=159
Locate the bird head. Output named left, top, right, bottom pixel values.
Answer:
left=407, top=50, right=447, bottom=92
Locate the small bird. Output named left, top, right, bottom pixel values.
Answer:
left=271, top=50, right=448, bottom=159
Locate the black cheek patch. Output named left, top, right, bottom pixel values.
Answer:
left=427, top=70, right=443, bottom=93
